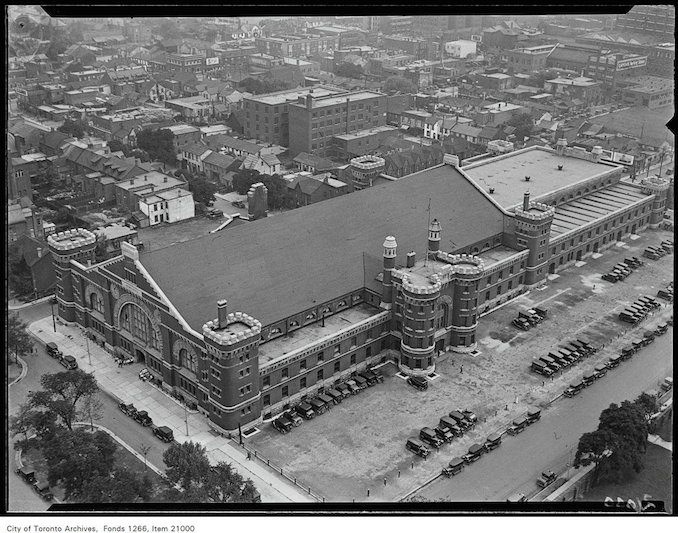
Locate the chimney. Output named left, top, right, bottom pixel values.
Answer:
left=130, top=178, right=134, bottom=184
left=164, top=176, right=168, bottom=182
left=523, top=191, right=530, bottom=210
left=217, top=299, right=228, bottom=328
left=406, top=251, right=416, bottom=267
left=37, top=247, right=42, bottom=258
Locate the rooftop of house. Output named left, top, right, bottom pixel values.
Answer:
left=164, top=124, right=200, bottom=135
left=244, top=85, right=343, bottom=106
left=115, top=171, right=183, bottom=191
left=333, top=125, right=399, bottom=141
left=462, top=146, right=622, bottom=210
left=291, top=90, right=383, bottom=110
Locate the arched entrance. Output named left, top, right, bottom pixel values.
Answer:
left=593, top=242, right=599, bottom=253
left=576, top=250, right=582, bottom=261
left=549, top=263, right=556, bottom=274
left=135, top=349, right=145, bottom=363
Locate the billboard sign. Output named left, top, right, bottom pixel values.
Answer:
left=205, top=57, right=220, bottom=66
left=616, top=56, right=647, bottom=71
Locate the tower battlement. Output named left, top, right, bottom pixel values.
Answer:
left=47, top=228, right=97, bottom=251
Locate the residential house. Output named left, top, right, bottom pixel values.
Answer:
left=292, top=152, right=341, bottom=173
left=205, top=134, right=262, bottom=158
left=163, top=124, right=202, bottom=152
left=449, top=123, right=483, bottom=145
left=203, top=151, right=240, bottom=186
left=240, top=152, right=281, bottom=176
left=11, top=234, right=57, bottom=297
left=180, top=142, right=212, bottom=174
left=283, top=171, right=349, bottom=207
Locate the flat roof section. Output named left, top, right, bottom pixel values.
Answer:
left=257, top=303, right=383, bottom=365
left=549, top=182, right=649, bottom=238
left=462, top=147, right=619, bottom=210
left=476, top=245, right=523, bottom=267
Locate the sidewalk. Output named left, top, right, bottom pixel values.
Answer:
left=27, top=317, right=315, bottom=503
left=8, top=295, right=54, bottom=311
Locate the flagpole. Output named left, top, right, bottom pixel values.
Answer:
left=425, top=198, right=431, bottom=267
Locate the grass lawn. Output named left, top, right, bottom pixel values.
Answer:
left=21, top=432, right=167, bottom=502
left=579, top=443, right=673, bottom=513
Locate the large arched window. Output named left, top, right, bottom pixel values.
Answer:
left=120, top=303, right=159, bottom=349
left=179, top=348, right=197, bottom=373
left=90, top=292, right=104, bottom=313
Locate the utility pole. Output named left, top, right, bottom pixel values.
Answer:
left=184, top=402, right=189, bottom=436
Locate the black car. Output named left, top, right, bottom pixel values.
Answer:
left=407, top=375, right=428, bottom=390
left=153, top=425, right=174, bottom=443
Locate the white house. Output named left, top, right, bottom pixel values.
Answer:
left=138, top=188, right=195, bottom=226
left=240, top=152, right=281, bottom=176
left=444, top=40, right=477, bottom=59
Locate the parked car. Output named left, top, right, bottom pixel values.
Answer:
left=346, top=380, right=362, bottom=394
left=564, top=380, right=584, bottom=397
left=507, top=492, right=527, bottom=502
left=119, top=402, right=137, bottom=417
left=442, top=457, right=465, bottom=477
left=152, top=425, right=174, bottom=443
left=231, top=200, right=245, bottom=208
left=16, top=467, right=36, bottom=484
left=273, top=416, right=293, bottom=434
left=295, top=402, right=316, bottom=420
left=420, top=427, right=444, bottom=448
left=461, top=409, right=477, bottom=426
left=307, top=398, right=327, bottom=416
left=526, top=406, right=541, bottom=425
left=449, top=410, right=472, bottom=430
left=407, top=375, right=428, bottom=391
left=606, top=354, right=621, bottom=369
left=485, top=432, right=502, bottom=451
left=59, top=354, right=78, bottom=370
left=406, top=438, right=430, bottom=458
left=283, top=410, right=303, bottom=426
left=352, top=375, right=369, bottom=390
left=134, top=410, right=153, bottom=426
left=582, top=370, right=596, bottom=386
left=46, top=342, right=62, bottom=358
left=336, top=383, right=353, bottom=398
left=593, top=364, right=607, bottom=379
left=462, top=443, right=486, bottom=463
left=508, top=416, right=527, bottom=435
left=536, top=470, right=557, bottom=488
left=439, top=416, right=463, bottom=436
left=33, top=480, right=54, bottom=501
left=206, top=208, right=223, bottom=219
left=512, top=317, right=531, bottom=330
left=531, top=359, right=553, bottom=376
left=318, top=394, right=335, bottom=409
left=434, top=424, right=455, bottom=443
left=325, top=388, right=343, bottom=405
left=661, top=377, right=673, bottom=392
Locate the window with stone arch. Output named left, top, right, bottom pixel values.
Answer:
left=119, top=302, right=159, bottom=350
left=90, top=292, right=104, bottom=313
left=179, top=348, right=197, bottom=373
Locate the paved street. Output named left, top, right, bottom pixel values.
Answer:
left=414, top=332, right=673, bottom=502
left=8, top=303, right=315, bottom=510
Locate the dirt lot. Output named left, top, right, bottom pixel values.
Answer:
left=247, top=228, right=674, bottom=502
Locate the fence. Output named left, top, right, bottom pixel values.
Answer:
left=234, top=438, right=323, bottom=502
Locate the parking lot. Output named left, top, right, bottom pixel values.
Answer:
left=246, top=228, right=674, bottom=502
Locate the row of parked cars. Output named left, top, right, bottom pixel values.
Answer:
left=118, top=402, right=174, bottom=443
left=46, top=342, right=78, bottom=370
left=15, top=467, right=54, bottom=501
left=657, top=282, right=673, bottom=302
left=405, top=409, right=478, bottom=462
left=512, top=307, right=548, bottom=331
left=272, top=368, right=384, bottom=434
left=601, top=256, right=643, bottom=283
left=618, top=295, right=661, bottom=325
left=530, top=338, right=597, bottom=377
left=643, top=240, right=673, bottom=261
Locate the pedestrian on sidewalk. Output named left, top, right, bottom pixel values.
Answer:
left=247, top=452, right=252, bottom=460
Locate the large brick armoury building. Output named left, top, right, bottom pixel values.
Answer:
left=50, top=141, right=669, bottom=435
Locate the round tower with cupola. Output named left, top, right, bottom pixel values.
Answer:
left=47, top=228, right=97, bottom=323
left=202, top=300, right=263, bottom=433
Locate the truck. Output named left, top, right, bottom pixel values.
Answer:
left=539, top=354, right=561, bottom=373
left=593, top=363, right=608, bottom=379
left=295, top=402, right=316, bottom=420
left=420, top=427, right=444, bottom=448
left=406, top=438, right=430, bottom=458
left=449, top=410, right=472, bottom=430
left=661, top=377, right=673, bottom=392
left=435, top=424, right=455, bottom=443
left=606, top=354, right=621, bottom=369
left=531, top=359, right=553, bottom=376
left=45, top=342, right=62, bottom=358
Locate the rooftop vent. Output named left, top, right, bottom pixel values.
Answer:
left=488, top=187, right=495, bottom=194
left=524, top=175, right=531, bottom=182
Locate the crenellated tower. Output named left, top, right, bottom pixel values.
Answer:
left=513, top=192, right=555, bottom=286
left=202, top=300, right=262, bottom=432
left=47, top=228, right=97, bottom=323
left=640, top=176, right=670, bottom=229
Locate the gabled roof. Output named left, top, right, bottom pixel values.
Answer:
left=206, top=134, right=261, bottom=154
left=140, top=162, right=506, bottom=330
left=203, top=151, right=236, bottom=169
left=181, top=142, right=211, bottom=157
left=292, top=152, right=338, bottom=170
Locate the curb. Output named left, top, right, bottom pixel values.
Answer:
left=9, top=355, right=28, bottom=386
left=8, top=295, right=54, bottom=311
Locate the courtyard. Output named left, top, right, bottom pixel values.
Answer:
left=246, top=227, right=674, bottom=502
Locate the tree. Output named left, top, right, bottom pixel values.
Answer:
left=57, top=119, right=86, bottom=139
left=10, top=404, right=58, bottom=450
left=136, top=128, right=176, bottom=165
left=206, top=462, right=261, bottom=503
left=8, top=246, right=34, bottom=299
left=162, top=441, right=211, bottom=491
left=383, top=76, right=417, bottom=95
left=507, top=113, right=534, bottom=142
left=574, top=401, right=649, bottom=485
left=186, top=176, right=217, bottom=207
left=232, top=169, right=262, bottom=195
left=260, top=174, right=287, bottom=210
left=108, top=139, right=125, bottom=153
left=634, top=392, right=658, bottom=420
left=7, top=313, right=34, bottom=362
left=43, top=428, right=117, bottom=500
left=79, top=467, right=153, bottom=503
left=28, top=370, right=100, bottom=431
left=335, top=62, right=364, bottom=79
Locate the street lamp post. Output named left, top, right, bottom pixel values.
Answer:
left=51, top=298, right=57, bottom=333
left=184, top=402, right=189, bottom=436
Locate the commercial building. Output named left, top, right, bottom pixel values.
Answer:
left=615, top=5, right=675, bottom=40
left=444, top=40, right=477, bottom=59
left=619, top=76, right=674, bottom=109
left=243, top=85, right=344, bottom=147
left=382, top=35, right=429, bottom=60
left=50, top=143, right=669, bottom=434
left=585, top=52, right=648, bottom=92
left=544, top=75, right=602, bottom=103
left=287, top=90, right=387, bottom=158
left=506, top=45, right=557, bottom=74
left=255, top=34, right=338, bottom=59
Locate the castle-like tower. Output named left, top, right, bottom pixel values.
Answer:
left=350, top=155, right=386, bottom=190
left=47, top=228, right=97, bottom=323
left=202, top=300, right=263, bottom=431
left=513, top=191, right=555, bottom=285
left=640, top=176, right=671, bottom=229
